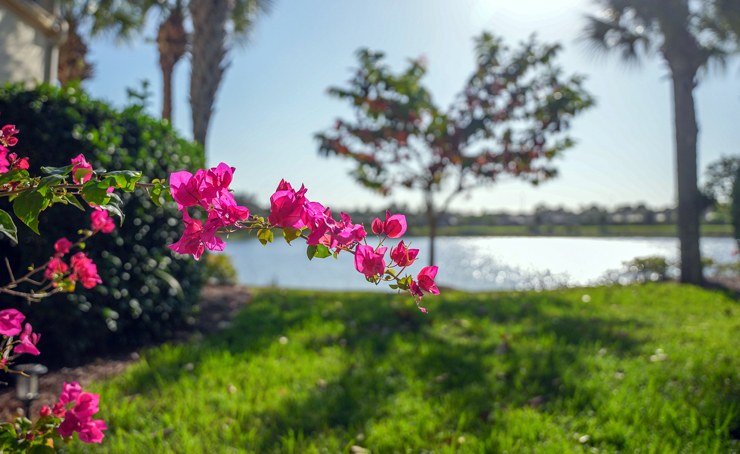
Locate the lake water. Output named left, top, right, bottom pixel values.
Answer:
left=219, top=236, right=737, bottom=292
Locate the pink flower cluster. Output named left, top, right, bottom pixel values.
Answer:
left=356, top=211, right=439, bottom=311
left=44, top=211, right=109, bottom=289
left=0, top=124, right=18, bottom=147
left=268, top=179, right=367, bottom=248
left=169, top=163, right=249, bottom=260
left=0, top=309, right=41, bottom=356
left=54, top=382, right=107, bottom=443
left=166, top=171, right=440, bottom=311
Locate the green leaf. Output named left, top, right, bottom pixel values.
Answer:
left=12, top=190, right=50, bottom=234
left=81, top=179, right=113, bottom=206
left=98, top=202, right=125, bottom=226
left=307, top=245, right=317, bottom=261
left=0, top=208, right=17, bottom=243
left=0, top=168, right=28, bottom=185
left=40, top=163, right=75, bottom=175
left=154, top=269, right=184, bottom=299
left=29, top=444, right=56, bottom=454
left=257, top=228, right=273, bottom=246
left=36, top=175, right=65, bottom=196
left=73, top=168, right=94, bottom=184
left=150, top=180, right=170, bottom=206
left=104, top=170, right=142, bottom=192
left=389, top=284, right=399, bottom=289
left=314, top=245, right=332, bottom=259
left=283, top=227, right=302, bottom=244
left=65, top=194, right=85, bottom=211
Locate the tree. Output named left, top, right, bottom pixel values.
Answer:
left=58, top=0, right=147, bottom=86
left=144, top=0, right=189, bottom=121
left=704, top=156, right=740, bottom=248
left=582, top=0, right=740, bottom=285
left=189, top=0, right=273, bottom=148
left=316, top=33, right=594, bottom=265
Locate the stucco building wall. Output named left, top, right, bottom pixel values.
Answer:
left=0, top=0, right=65, bottom=85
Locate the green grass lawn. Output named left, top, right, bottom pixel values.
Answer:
left=78, top=285, right=740, bottom=454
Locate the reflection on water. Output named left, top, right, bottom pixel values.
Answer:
left=218, top=236, right=736, bottom=292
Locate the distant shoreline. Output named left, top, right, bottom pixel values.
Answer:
left=221, top=224, right=734, bottom=239
left=406, top=224, right=733, bottom=238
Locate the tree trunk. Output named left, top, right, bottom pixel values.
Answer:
left=57, top=18, right=93, bottom=86
left=162, top=63, right=174, bottom=120
left=157, top=8, right=188, bottom=121
left=671, top=70, right=703, bottom=285
left=189, top=0, right=233, bottom=150
left=425, top=191, right=437, bottom=267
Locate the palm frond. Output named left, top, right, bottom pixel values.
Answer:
left=230, top=0, right=274, bottom=47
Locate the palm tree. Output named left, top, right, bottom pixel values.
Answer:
left=189, top=0, right=273, bottom=149
left=58, top=0, right=147, bottom=86
left=583, top=0, right=739, bottom=285
left=144, top=0, right=189, bottom=121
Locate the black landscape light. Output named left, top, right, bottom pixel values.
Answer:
left=11, top=363, right=48, bottom=418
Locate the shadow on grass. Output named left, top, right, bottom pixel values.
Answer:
left=113, top=289, right=659, bottom=450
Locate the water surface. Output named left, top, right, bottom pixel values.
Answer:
left=219, top=236, right=736, bottom=292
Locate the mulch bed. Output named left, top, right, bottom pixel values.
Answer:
left=0, top=285, right=251, bottom=422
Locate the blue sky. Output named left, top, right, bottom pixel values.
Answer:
left=86, top=0, right=740, bottom=214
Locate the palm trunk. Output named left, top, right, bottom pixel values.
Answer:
left=425, top=191, right=437, bottom=267
left=57, top=18, right=93, bottom=86
left=161, top=63, right=174, bottom=120
left=189, top=0, right=233, bottom=150
left=671, top=70, right=703, bottom=285
left=157, top=8, right=187, bottom=121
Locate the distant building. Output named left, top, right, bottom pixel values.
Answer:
left=0, top=0, right=66, bottom=85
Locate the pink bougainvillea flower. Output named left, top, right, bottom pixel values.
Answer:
left=59, top=381, right=82, bottom=405
left=327, top=213, right=366, bottom=248
left=169, top=210, right=206, bottom=259
left=304, top=203, right=331, bottom=245
left=0, top=309, right=24, bottom=336
left=39, top=406, right=51, bottom=417
left=390, top=241, right=419, bottom=267
left=14, top=323, right=40, bottom=356
left=7, top=153, right=29, bottom=170
left=52, top=402, right=66, bottom=418
left=371, top=217, right=383, bottom=235
left=44, top=257, right=69, bottom=284
left=56, top=381, right=106, bottom=443
left=90, top=210, right=115, bottom=233
left=70, top=253, right=102, bottom=289
left=268, top=180, right=308, bottom=229
left=210, top=200, right=250, bottom=228
left=408, top=279, right=428, bottom=313
left=0, top=146, right=9, bottom=173
left=354, top=245, right=387, bottom=278
left=78, top=419, right=107, bottom=443
left=54, top=238, right=73, bottom=256
left=202, top=162, right=235, bottom=190
left=71, top=392, right=100, bottom=420
left=200, top=187, right=249, bottom=229
left=169, top=170, right=204, bottom=210
left=1, top=125, right=19, bottom=146
left=383, top=211, right=407, bottom=238
left=169, top=209, right=225, bottom=260
left=71, top=154, right=93, bottom=184
left=58, top=410, right=107, bottom=443
left=417, top=266, right=440, bottom=295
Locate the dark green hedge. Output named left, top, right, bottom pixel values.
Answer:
left=0, top=84, right=206, bottom=367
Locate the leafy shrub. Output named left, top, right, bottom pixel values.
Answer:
left=203, top=253, right=238, bottom=286
left=624, top=256, right=670, bottom=282
left=0, top=83, right=206, bottom=366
